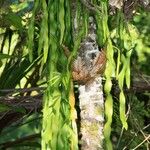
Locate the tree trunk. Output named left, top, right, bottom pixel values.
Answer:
left=79, top=76, right=104, bottom=150
left=71, top=15, right=106, bottom=149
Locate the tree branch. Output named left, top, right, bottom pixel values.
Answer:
left=0, top=76, right=150, bottom=111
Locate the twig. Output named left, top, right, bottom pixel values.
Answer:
left=0, top=87, right=45, bottom=93
left=143, top=124, right=150, bottom=130
left=133, top=115, right=150, bottom=144
left=132, top=135, right=150, bottom=150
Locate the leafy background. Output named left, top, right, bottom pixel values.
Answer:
left=0, top=0, right=149, bottom=149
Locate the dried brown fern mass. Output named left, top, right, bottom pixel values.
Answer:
left=72, top=49, right=107, bottom=85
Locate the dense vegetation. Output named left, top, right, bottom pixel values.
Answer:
left=0, top=0, right=149, bottom=149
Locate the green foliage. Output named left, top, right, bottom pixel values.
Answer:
left=112, top=94, right=150, bottom=149
left=0, top=0, right=149, bottom=149
left=0, top=113, right=41, bottom=149
left=0, top=1, right=43, bottom=149
left=4, top=13, right=23, bottom=30
left=0, top=103, right=11, bottom=112
left=27, top=0, right=79, bottom=149
left=0, top=53, right=12, bottom=59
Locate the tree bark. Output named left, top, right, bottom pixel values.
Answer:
left=71, top=13, right=106, bottom=148
left=79, top=76, right=104, bottom=150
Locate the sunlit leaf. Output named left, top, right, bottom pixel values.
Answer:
left=4, top=13, right=23, bottom=30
